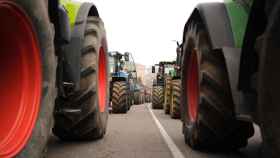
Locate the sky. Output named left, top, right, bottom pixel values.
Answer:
left=76, top=0, right=222, bottom=66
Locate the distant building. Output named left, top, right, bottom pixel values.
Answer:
left=135, top=64, right=156, bottom=90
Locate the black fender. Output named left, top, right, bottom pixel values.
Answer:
left=63, top=3, right=101, bottom=90
left=57, top=5, right=71, bottom=43
left=182, top=3, right=234, bottom=48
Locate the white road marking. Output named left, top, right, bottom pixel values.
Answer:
left=147, top=104, right=185, bottom=158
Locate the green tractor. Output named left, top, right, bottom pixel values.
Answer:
left=180, top=0, right=280, bottom=156
left=109, top=51, right=137, bottom=113
left=151, top=61, right=176, bottom=109
left=151, top=47, right=182, bottom=118
left=0, top=0, right=109, bottom=157
left=160, top=63, right=181, bottom=118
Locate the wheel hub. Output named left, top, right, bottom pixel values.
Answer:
left=98, top=47, right=107, bottom=112
left=187, top=50, right=199, bottom=122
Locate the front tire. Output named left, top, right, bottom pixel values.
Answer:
left=53, top=17, right=109, bottom=141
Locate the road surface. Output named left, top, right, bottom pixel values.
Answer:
left=47, top=104, right=263, bottom=158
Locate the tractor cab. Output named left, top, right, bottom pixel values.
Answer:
left=152, top=61, right=176, bottom=86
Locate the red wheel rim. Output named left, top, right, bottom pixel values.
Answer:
left=187, top=50, right=199, bottom=122
left=98, top=47, right=107, bottom=112
left=0, top=2, right=42, bottom=158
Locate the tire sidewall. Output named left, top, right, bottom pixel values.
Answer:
left=181, top=24, right=197, bottom=127
left=14, top=1, right=56, bottom=157
left=96, top=25, right=109, bottom=135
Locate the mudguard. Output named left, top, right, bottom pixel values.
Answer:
left=63, top=3, right=100, bottom=90
left=58, top=6, right=71, bottom=43
left=183, top=3, right=235, bottom=48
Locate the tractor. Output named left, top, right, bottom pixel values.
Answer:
left=180, top=0, right=280, bottom=157
left=151, top=61, right=176, bottom=109
left=0, top=0, right=109, bottom=157
left=109, top=51, right=137, bottom=113
left=167, top=42, right=183, bottom=118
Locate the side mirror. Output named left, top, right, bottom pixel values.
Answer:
left=124, top=52, right=129, bottom=61
left=152, top=66, right=155, bottom=73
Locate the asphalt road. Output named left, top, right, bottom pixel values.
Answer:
left=47, top=103, right=263, bottom=158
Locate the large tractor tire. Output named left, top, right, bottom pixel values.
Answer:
left=152, top=86, right=164, bottom=109
left=170, top=79, right=181, bottom=119
left=0, top=1, right=56, bottom=158
left=180, top=23, right=254, bottom=150
left=53, top=17, right=109, bottom=141
left=164, top=76, right=172, bottom=114
left=112, top=81, right=129, bottom=113
left=257, top=3, right=280, bottom=157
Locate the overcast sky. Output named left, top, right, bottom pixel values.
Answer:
left=76, top=0, right=222, bottom=66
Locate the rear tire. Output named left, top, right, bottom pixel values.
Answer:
left=112, top=81, right=129, bottom=113
left=53, top=17, right=109, bottom=141
left=152, top=86, right=164, bottom=109
left=181, top=23, right=254, bottom=150
left=164, top=77, right=172, bottom=114
left=170, top=79, right=181, bottom=119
